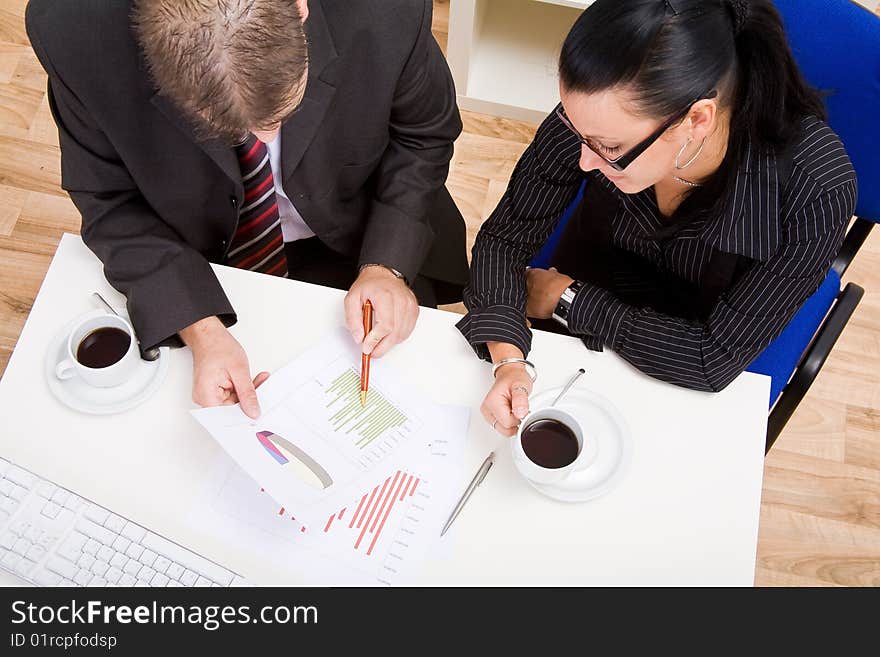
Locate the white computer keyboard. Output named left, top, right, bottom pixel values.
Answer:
left=0, top=457, right=248, bottom=587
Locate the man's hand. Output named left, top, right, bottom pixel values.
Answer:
left=344, top=265, right=418, bottom=358
left=526, top=267, right=574, bottom=319
left=179, top=316, right=269, bottom=419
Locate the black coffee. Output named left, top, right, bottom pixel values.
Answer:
left=76, top=327, right=131, bottom=369
left=521, top=419, right=579, bottom=469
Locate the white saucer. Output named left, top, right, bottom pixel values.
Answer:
left=515, top=387, right=633, bottom=503
left=45, top=310, right=170, bottom=415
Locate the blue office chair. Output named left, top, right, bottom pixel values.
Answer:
left=532, top=0, right=879, bottom=452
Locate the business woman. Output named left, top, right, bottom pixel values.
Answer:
left=457, top=0, right=857, bottom=436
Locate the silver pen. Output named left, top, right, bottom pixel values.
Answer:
left=440, top=451, right=495, bottom=537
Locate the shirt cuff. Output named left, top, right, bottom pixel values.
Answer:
left=567, top=282, right=631, bottom=349
left=455, top=304, right=532, bottom=362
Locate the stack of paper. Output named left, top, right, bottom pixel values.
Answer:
left=189, top=329, right=469, bottom=585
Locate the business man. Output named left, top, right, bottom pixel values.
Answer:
left=26, top=0, right=468, bottom=418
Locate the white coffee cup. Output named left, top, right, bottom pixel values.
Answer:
left=55, top=313, right=140, bottom=388
left=511, top=406, right=597, bottom=485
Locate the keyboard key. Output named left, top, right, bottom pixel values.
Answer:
left=0, top=458, right=9, bottom=475
left=139, top=549, right=157, bottom=567
left=0, top=480, right=14, bottom=496
left=0, top=532, right=15, bottom=550
left=110, top=553, right=128, bottom=569
left=195, top=576, right=212, bottom=587
left=36, top=534, right=57, bottom=550
left=8, top=520, right=29, bottom=536
left=125, top=544, right=144, bottom=561
left=119, top=574, right=137, bottom=586
left=15, top=558, right=35, bottom=576
left=23, top=526, right=41, bottom=543
left=62, top=494, right=84, bottom=511
left=1, top=551, right=21, bottom=569
left=74, top=570, right=92, bottom=586
left=104, top=514, right=127, bottom=534
left=179, top=570, right=198, bottom=587
left=91, top=561, right=109, bottom=577
left=50, top=489, right=70, bottom=506
left=152, top=556, right=171, bottom=574
left=165, top=563, right=184, bottom=581
left=84, top=504, right=110, bottom=525
left=12, top=538, right=30, bottom=556
left=46, top=557, right=78, bottom=580
left=105, top=567, right=123, bottom=584
left=56, top=543, right=84, bottom=564
left=32, top=569, right=63, bottom=586
left=140, top=533, right=234, bottom=586
left=151, top=573, right=170, bottom=587
left=8, top=484, right=28, bottom=502
left=112, top=536, right=131, bottom=552
left=76, top=519, right=115, bottom=545
left=83, top=539, right=100, bottom=556
left=26, top=545, right=47, bottom=562
left=0, top=498, right=18, bottom=514
left=135, top=580, right=150, bottom=587
left=35, top=482, right=56, bottom=499
left=56, top=509, right=76, bottom=527
left=78, top=554, right=96, bottom=570
left=41, top=501, right=62, bottom=519
left=5, top=466, right=36, bottom=489
left=97, top=546, right=114, bottom=563
left=88, top=577, right=108, bottom=587
left=123, top=560, right=142, bottom=576
left=138, top=566, right=156, bottom=582
left=166, top=580, right=183, bottom=587
left=121, top=522, right=147, bottom=543
left=58, top=531, right=86, bottom=551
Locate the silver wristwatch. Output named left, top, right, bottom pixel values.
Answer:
left=552, top=279, right=585, bottom=328
left=359, top=263, right=408, bottom=285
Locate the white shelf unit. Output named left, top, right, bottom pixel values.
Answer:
left=447, top=0, right=593, bottom=123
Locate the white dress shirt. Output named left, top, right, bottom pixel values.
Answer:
left=265, top=133, right=315, bottom=242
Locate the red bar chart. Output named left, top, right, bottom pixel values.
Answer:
left=322, top=470, right=421, bottom=556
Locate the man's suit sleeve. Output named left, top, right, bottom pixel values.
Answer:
left=357, top=0, right=463, bottom=284
left=26, top=7, right=236, bottom=350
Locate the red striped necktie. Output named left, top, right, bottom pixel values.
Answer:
left=226, top=133, right=288, bottom=277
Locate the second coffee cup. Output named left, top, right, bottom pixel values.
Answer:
left=511, top=406, right=597, bottom=486
left=55, top=313, right=140, bottom=388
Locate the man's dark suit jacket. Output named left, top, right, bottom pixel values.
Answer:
left=26, top=0, right=468, bottom=349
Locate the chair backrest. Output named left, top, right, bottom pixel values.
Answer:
left=773, top=0, right=880, bottom=221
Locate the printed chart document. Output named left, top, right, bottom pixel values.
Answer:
left=190, top=328, right=469, bottom=585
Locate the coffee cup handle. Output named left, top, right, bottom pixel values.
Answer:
left=55, top=358, right=76, bottom=381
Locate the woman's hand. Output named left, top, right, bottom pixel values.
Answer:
left=526, top=267, right=574, bottom=319
left=481, top=362, right=534, bottom=437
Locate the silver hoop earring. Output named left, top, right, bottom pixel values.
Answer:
left=675, top=137, right=706, bottom=170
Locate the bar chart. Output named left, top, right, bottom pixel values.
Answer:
left=325, top=370, right=409, bottom=448
left=285, top=356, right=422, bottom=471
left=322, top=469, right=422, bottom=557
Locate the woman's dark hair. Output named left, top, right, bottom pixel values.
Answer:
left=559, top=0, right=826, bottom=223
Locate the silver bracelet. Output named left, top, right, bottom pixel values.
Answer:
left=491, top=357, right=537, bottom=382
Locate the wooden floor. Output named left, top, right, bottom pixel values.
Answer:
left=1, top=0, right=878, bottom=586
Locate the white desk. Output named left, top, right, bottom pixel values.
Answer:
left=0, top=234, right=769, bottom=586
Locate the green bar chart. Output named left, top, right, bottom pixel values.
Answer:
left=325, top=370, right=408, bottom=448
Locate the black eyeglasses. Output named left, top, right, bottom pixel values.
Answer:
left=556, top=90, right=718, bottom=171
